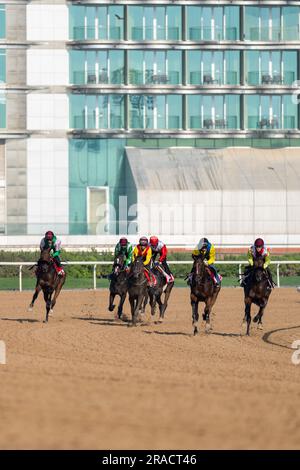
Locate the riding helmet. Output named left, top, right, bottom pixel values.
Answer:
left=45, top=230, right=54, bottom=240
left=150, top=236, right=159, bottom=246
left=254, top=238, right=264, bottom=248
left=139, top=236, right=148, bottom=247
left=119, top=237, right=128, bottom=246
left=199, top=237, right=209, bottom=248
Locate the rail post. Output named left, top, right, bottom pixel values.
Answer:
left=93, top=264, right=97, bottom=290
left=19, top=265, right=23, bottom=292
left=276, top=263, right=280, bottom=288
left=239, top=263, right=242, bottom=281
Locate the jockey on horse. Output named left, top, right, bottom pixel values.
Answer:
left=132, top=236, right=154, bottom=285
left=114, top=237, right=133, bottom=271
left=190, top=237, right=221, bottom=286
left=242, top=238, right=274, bottom=288
left=149, top=236, right=174, bottom=284
left=40, top=230, right=65, bottom=276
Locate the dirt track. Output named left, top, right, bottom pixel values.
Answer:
left=0, top=287, right=300, bottom=449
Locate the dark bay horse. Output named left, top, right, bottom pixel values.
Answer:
left=190, top=255, right=221, bottom=336
left=108, top=254, right=128, bottom=319
left=29, top=247, right=66, bottom=322
left=148, top=264, right=174, bottom=322
left=242, top=257, right=273, bottom=335
left=127, top=256, right=148, bottom=326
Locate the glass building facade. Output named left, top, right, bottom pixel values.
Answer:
left=68, top=2, right=300, bottom=234
left=0, top=6, right=5, bottom=129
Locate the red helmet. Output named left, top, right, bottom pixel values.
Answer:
left=45, top=230, right=54, bottom=241
left=139, top=236, right=148, bottom=247
left=150, top=236, right=159, bottom=246
left=255, top=238, right=264, bottom=248
left=119, top=237, right=128, bottom=247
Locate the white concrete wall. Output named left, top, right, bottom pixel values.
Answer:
left=136, top=189, right=300, bottom=246
left=27, top=93, right=69, bottom=130
left=26, top=4, right=69, bottom=41
left=27, top=138, right=69, bottom=235
left=27, top=49, right=69, bottom=86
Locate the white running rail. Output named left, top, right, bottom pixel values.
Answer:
left=0, top=260, right=299, bottom=291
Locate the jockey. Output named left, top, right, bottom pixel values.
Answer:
left=192, top=237, right=221, bottom=285
left=40, top=230, right=64, bottom=276
left=248, top=238, right=270, bottom=269
left=243, top=237, right=273, bottom=287
left=149, top=236, right=174, bottom=284
left=114, top=237, right=133, bottom=270
left=132, top=236, right=152, bottom=267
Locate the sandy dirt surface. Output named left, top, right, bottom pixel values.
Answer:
left=0, top=287, right=300, bottom=450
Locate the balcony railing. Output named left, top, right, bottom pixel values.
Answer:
left=130, top=26, right=180, bottom=40
left=188, top=26, right=237, bottom=41
left=246, top=26, right=300, bottom=41
left=72, top=26, right=122, bottom=40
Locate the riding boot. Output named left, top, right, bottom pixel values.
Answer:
left=187, top=273, right=193, bottom=286
left=53, top=257, right=64, bottom=276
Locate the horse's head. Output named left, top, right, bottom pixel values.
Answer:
left=129, top=256, right=144, bottom=279
left=37, top=247, right=52, bottom=274
left=113, top=254, right=125, bottom=276
left=193, top=255, right=206, bottom=278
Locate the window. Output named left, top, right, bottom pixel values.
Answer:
left=0, top=92, right=5, bottom=128
left=69, top=5, right=124, bottom=40
left=0, top=6, right=5, bottom=39
left=69, top=50, right=124, bottom=85
left=70, top=94, right=125, bottom=129
left=245, top=95, right=298, bottom=129
left=245, top=51, right=297, bottom=85
left=0, top=49, right=5, bottom=83
left=128, top=6, right=181, bottom=40
left=187, top=95, right=240, bottom=130
left=245, top=6, right=299, bottom=41
left=187, top=6, right=239, bottom=41
left=128, top=50, right=182, bottom=85
left=129, top=95, right=182, bottom=129
left=187, top=50, right=240, bottom=85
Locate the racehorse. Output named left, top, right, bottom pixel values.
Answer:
left=242, top=257, right=273, bottom=335
left=108, top=254, right=128, bottom=319
left=127, top=256, right=148, bottom=326
left=148, top=263, right=174, bottom=322
left=28, top=247, right=66, bottom=322
left=190, top=255, right=221, bottom=336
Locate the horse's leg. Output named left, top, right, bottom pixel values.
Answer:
left=29, top=283, right=41, bottom=310
left=141, top=292, right=148, bottom=313
left=134, top=294, right=145, bottom=325
left=243, top=298, right=252, bottom=336
left=203, top=299, right=213, bottom=333
left=108, top=292, right=116, bottom=312
left=50, top=278, right=64, bottom=314
left=149, top=291, right=156, bottom=316
left=43, top=289, right=52, bottom=323
left=254, top=302, right=266, bottom=330
left=129, top=295, right=136, bottom=326
left=117, top=292, right=126, bottom=319
left=191, top=294, right=199, bottom=336
left=160, top=282, right=174, bottom=319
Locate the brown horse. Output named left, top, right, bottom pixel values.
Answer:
left=127, top=256, right=148, bottom=326
left=147, top=263, right=174, bottom=322
left=190, top=255, right=221, bottom=336
left=29, top=247, right=66, bottom=322
left=242, top=257, right=273, bottom=335
left=108, top=253, right=128, bottom=319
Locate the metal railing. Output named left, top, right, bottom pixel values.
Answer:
left=0, top=260, right=299, bottom=292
